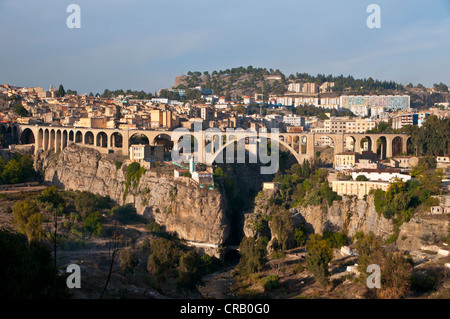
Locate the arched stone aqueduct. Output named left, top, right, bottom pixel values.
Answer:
left=2, top=123, right=411, bottom=164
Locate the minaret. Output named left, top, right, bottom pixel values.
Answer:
left=189, top=156, right=195, bottom=174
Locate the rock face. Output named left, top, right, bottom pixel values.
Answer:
left=396, top=217, right=449, bottom=251
left=35, top=144, right=229, bottom=255
left=245, top=192, right=395, bottom=241
left=292, top=195, right=395, bottom=240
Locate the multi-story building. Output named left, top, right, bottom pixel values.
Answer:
left=294, top=97, right=319, bottom=107
left=392, top=113, right=418, bottom=129
left=276, top=97, right=294, bottom=106
left=288, top=83, right=303, bottom=93
left=319, top=82, right=335, bottom=93
left=324, top=118, right=348, bottom=133
left=332, top=180, right=390, bottom=199
left=346, top=118, right=376, bottom=133
left=129, top=144, right=164, bottom=162
left=317, top=98, right=340, bottom=110
left=334, top=152, right=358, bottom=170
left=340, top=95, right=410, bottom=116
left=282, top=114, right=305, bottom=127
left=302, top=83, right=319, bottom=94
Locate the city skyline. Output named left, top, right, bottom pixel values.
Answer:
left=1, top=0, right=450, bottom=94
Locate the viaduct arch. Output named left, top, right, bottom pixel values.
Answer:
left=6, top=124, right=410, bottom=165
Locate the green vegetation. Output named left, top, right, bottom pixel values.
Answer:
left=178, top=66, right=401, bottom=98
left=12, top=103, right=29, bottom=117
left=402, top=115, right=450, bottom=156
left=270, top=161, right=341, bottom=209
left=119, top=247, right=138, bottom=274
left=109, top=204, right=140, bottom=224
left=371, top=171, right=443, bottom=236
left=177, top=250, right=205, bottom=296
left=355, top=233, right=413, bottom=299
left=12, top=200, right=44, bottom=242
left=237, top=236, right=268, bottom=275
left=101, top=88, right=154, bottom=100
left=147, top=238, right=179, bottom=289
left=82, top=212, right=104, bottom=237
left=57, top=84, right=65, bottom=97
left=0, top=153, right=35, bottom=184
left=306, top=234, right=333, bottom=286
left=0, top=228, right=68, bottom=298
left=259, top=275, right=280, bottom=292
left=123, top=162, right=146, bottom=200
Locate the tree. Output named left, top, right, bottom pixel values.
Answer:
left=378, top=251, right=413, bottom=299
left=301, top=159, right=311, bottom=179
left=417, top=169, right=444, bottom=195
left=237, top=236, right=268, bottom=275
left=270, top=208, right=295, bottom=251
left=355, top=232, right=385, bottom=279
left=115, top=105, right=121, bottom=120
left=147, top=238, right=179, bottom=288
left=0, top=228, right=69, bottom=298
left=294, top=227, right=306, bottom=247
left=12, top=200, right=44, bottom=242
left=306, top=234, right=333, bottom=286
left=12, top=103, right=29, bottom=117
left=57, top=85, right=65, bottom=97
left=177, top=251, right=204, bottom=296
left=37, top=186, right=64, bottom=208
left=37, top=186, right=66, bottom=298
left=356, top=175, right=369, bottom=181
left=119, top=247, right=138, bottom=274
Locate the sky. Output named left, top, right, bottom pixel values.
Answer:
left=1, top=0, right=450, bottom=95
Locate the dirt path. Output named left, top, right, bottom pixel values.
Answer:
left=198, top=266, right=236, bottom=299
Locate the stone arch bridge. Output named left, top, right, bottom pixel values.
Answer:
left=3, top=123, right=410, bottom=164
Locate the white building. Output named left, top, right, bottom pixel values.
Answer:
left=282, top=114, right=305, bottom=127
left=351, top=169, right=411, bottom=183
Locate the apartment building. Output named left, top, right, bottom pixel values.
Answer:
left=324, top=118, right=348, bottom=133
left=332, top=180, right=390, bottom=199
left=340, top=95, right=410, bottom=116
left=346, top=118, right=376, bottom=133
left=319, top=82, right=335, bottom=93
left=282, top=114, right=305, bottom=127
left=334, top=152, right=358, bottom=170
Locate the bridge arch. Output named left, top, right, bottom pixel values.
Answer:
left=129, top=133, right=149, bottom=145
left=75, top=131, right=83, bottom=143
left=96, top=131, right=108, bottom=148
left=19, top=128, right=35, bottom=145
left=84, top=131, right=94, bottom=145
left=208, top=134, right=305, bottom=165
left=153, top=133, right=173, bottom=152
left=111, top=132, right=123, bottom=148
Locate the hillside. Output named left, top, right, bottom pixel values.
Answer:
left=171, top=66, right=450, bottom=108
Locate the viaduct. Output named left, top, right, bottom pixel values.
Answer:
left=1, top=123, right=411, bottom=164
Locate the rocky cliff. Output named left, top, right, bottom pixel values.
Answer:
left=245, top=190, right=450, bottom=252
left=244, top=191, right=395, bottom=241
left=35, top=144, right=229, bottom=255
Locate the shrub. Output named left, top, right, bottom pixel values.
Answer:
left=306, top=234, right=333, bottom=286
left=82, top=212, right=104, bottom=237
left=260, top=275, right=280, bottom=292
left=237, top=236, right=268, bottom=275
left=114, top=160, right=123, bottom=169
left=119, top=248, right=138, bottom=274
left=323, top=231, right=348, bottom=249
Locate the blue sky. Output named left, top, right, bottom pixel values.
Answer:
left=1, top=0, right=449, bottom=94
